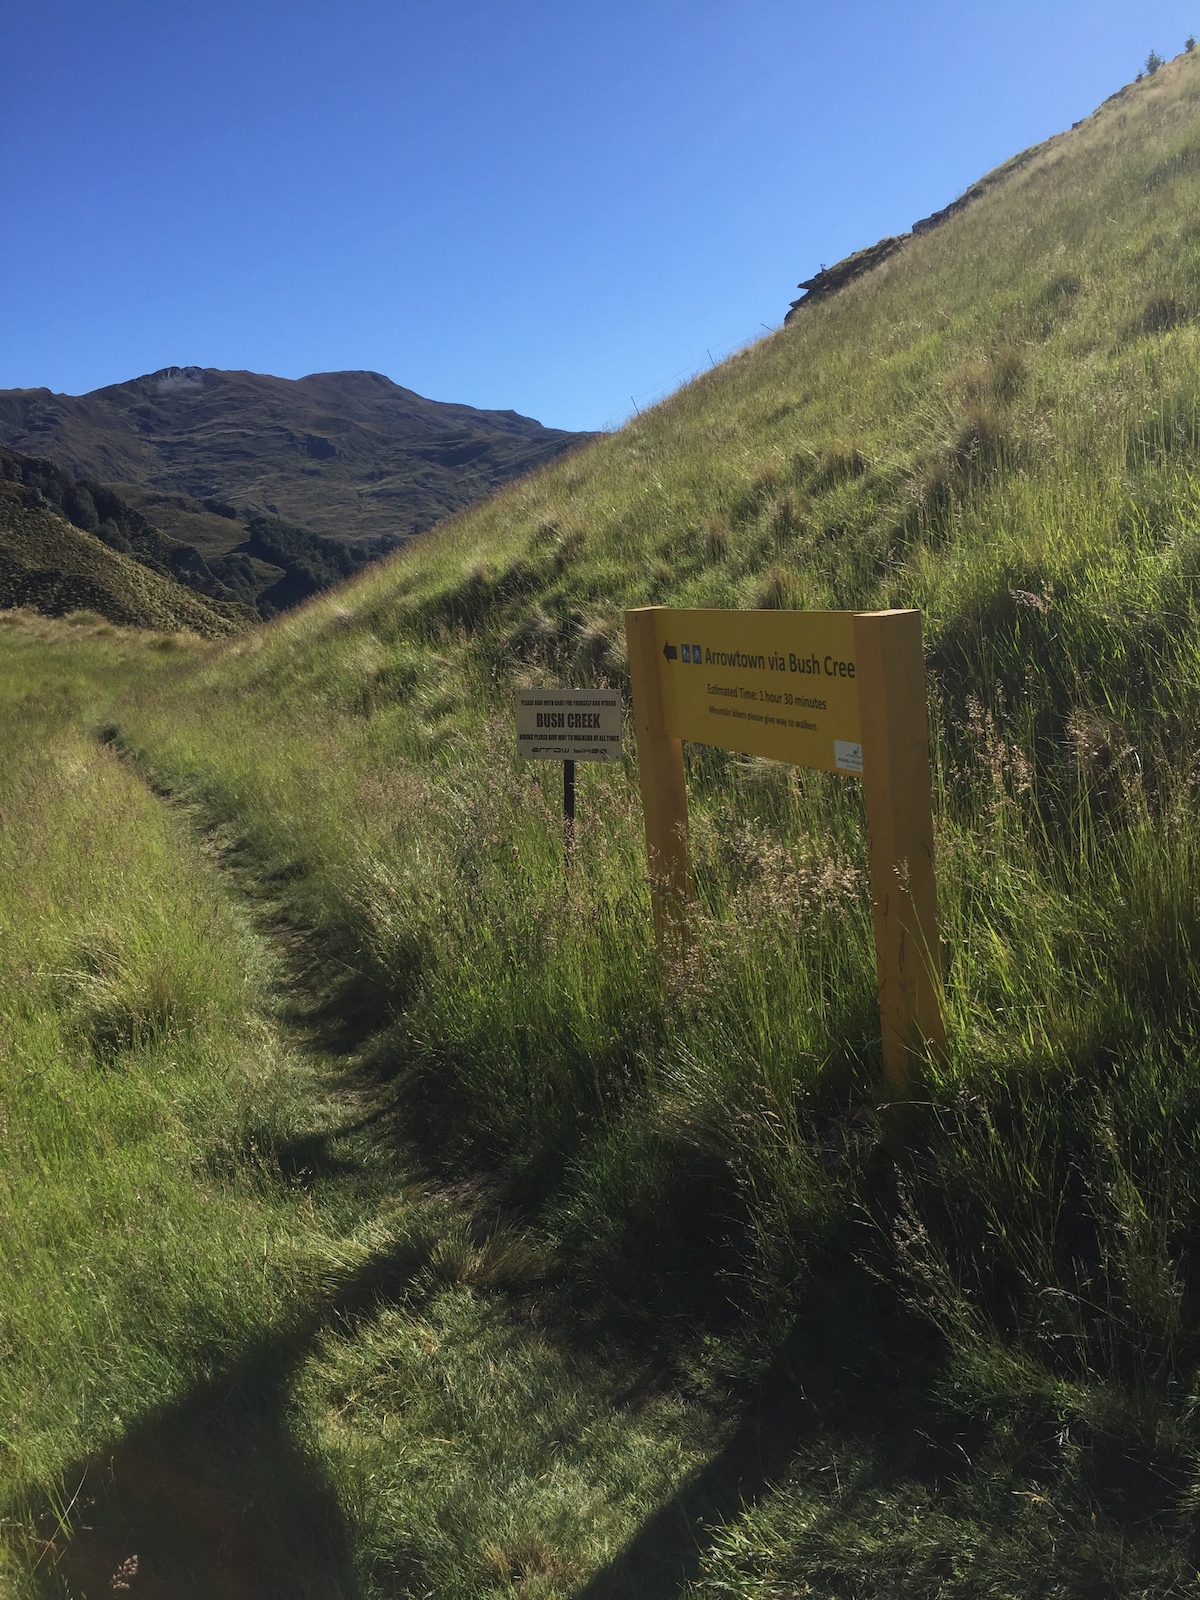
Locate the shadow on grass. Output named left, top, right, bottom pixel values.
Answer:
left=572, top=1351, right=811, bottom=1600
left=570, top=1264, right=943, bottom=1600
left=20, top=1228, right=435, bottom=1600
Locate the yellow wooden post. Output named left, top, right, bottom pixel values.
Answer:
left=625, top=606, right=693, bottom=946
left=853, top=608, right=945, bottom=1092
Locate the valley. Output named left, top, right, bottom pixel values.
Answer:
left=0, top=368, right=590, bottom=614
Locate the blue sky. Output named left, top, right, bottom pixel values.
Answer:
left=3, top=1, right=1198, bottom=430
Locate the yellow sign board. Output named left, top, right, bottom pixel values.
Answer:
left=626, top=605, right=945, bottom=1092
left=651, top=607, right=863, bottom=774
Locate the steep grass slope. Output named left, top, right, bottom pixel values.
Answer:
left=88, top=45, right=1200, bottom=1593
left=0, top=479, right=251, bottom=635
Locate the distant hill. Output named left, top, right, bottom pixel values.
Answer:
left=0, top=474, right=250, bottom=635
left=0, top=445, right=252, bottom=605
left=0, top=367, right=591, bottom=561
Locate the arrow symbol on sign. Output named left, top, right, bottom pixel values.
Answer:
left=663, top=641, right=678, bottom=661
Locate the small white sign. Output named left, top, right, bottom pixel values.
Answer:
left=516, top=689, right=623, bottom=762
left=834, top=739, right=863, bottom=774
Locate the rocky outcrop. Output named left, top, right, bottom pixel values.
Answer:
left=784, top=135, right=1061, bottom=320
left=785, top=236, right=908, bottom=313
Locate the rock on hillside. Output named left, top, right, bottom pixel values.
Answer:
left=0, top=367, right=591, bottom=552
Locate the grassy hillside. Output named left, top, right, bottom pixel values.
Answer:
left=0, top=478, right=251, bottom=635
left=100, top=47, right=1200, bottom=1592
left=0, top=443, right=403, bottom=625
left=12, top=44, right=1200, bottom=1599
left=0, top=446, right=264, bottom=610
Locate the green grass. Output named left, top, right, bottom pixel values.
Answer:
left=95, top=48, right=1200, bottom=1593
left=0, top=616, right=296, bottom=1487
left=13, top=46, right=1200, bottom=1599
left=0, top=613, right=369, bottom=1593
left=0, top=613, right=719, bottom=1598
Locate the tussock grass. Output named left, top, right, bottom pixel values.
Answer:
left=0, top=614, right=716, bottom=1598
left=0, top=618, right=351, bottom=1565
left=14, top=47, right=1200, bottom=1599
left=103, top=49, right=1200, bottom=1591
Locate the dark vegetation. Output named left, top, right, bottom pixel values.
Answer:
left=0, top=445, right=407, bottom=621
left=242, top=513, right=402, bottom=612
left=0, top=473, right=250, bottom=635
left=0, top=446, right=248, bottom=608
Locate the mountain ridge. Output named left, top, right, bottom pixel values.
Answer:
left=0, top=365, right=591, bottom=580
left=782, top=70, right=1154, bottom=319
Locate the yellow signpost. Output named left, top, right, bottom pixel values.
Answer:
left=626, top=605, right=944, bottom=1092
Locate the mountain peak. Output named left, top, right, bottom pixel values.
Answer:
left=146, top=366, right=207, bottom=393
left=0, top=365, right=592, bottom=612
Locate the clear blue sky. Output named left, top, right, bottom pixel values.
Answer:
left=3, top=1, right=1197, bottom=431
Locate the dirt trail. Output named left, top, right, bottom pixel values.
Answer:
left=24, top=750, right=749, bottom=1600
left=22, top=760, right=377, bottom=1600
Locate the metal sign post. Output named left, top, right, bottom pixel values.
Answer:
left=515, top=689, right=623, bottom=865
left=625, top=606, right=943, bottom=1092
left=563, top=759, right=576, bottom=855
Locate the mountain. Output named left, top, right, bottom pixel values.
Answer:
left=0, top=367, right=591, bottom=560
left=0, top=444, right=253, bottom=601
left=0, top=442, right=423, bottom=619
left=0, top=473, right=250, bottom=634
left=106, top=46, right=1200, bottom=1594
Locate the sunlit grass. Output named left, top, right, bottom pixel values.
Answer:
left=0, top=617, right=716, bottom=1599
left=13, top=48, right=1200, bottom=1597
left=0, top=616, right=314, bottom=1501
